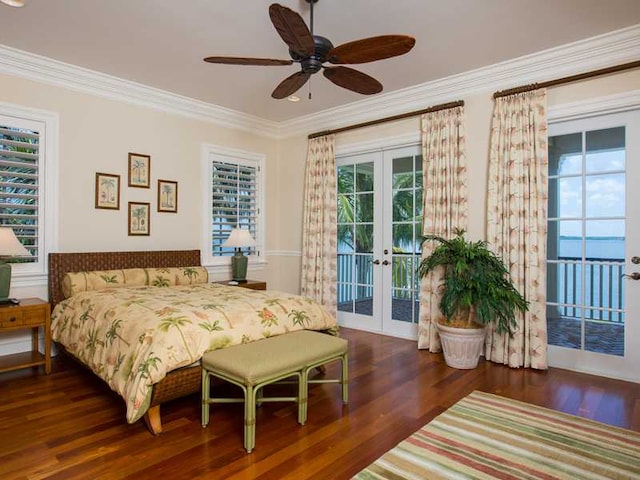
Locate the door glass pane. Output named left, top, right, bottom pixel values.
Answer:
left=585, top=220, right=624, bottom=259
left=392, top=157, right=413, bottom=189
left=549, top=133, right=582, bottom=175
left=414, top=155, right=423, bottom=189
left=337, top=254, right=353, bottom=312
left=586, top=127, right=625, bottom=173
left=355, top=163, right=374, bottom=191
left=356, top=193, right=374, bottom=223
left=585, top=174, right=624, bottom=218
left=392, top=190, right=414, bottom=222
left=552, top=177, right=582, bottom=218
left=355, top=224, right=373, bottom=253
left=338, top=224, right=354, bottom=253
left=355, top=284, right=373, bottom=315
left=547, top=306, right=582, bottom=350
left=547, top=128, right=625, bottom=357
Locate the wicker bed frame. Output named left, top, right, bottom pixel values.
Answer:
left=48, top=249, right=204, bottom=434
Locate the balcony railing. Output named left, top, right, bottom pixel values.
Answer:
left=547, top=256, right=625, bottom=323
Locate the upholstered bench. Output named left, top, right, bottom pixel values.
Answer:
left=201, top=329, right=348, bottom=453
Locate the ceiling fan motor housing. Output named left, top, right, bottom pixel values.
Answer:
left=290, top=35, right=334, bottom=73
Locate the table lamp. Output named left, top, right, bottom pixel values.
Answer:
left=0, top=227, right=30, bottom=304
left=222, top=228, right=256, bottom=283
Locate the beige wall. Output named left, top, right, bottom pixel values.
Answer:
left=0, top=67, right=637, bottom=353
left=274, top=69, right=640, bottom=293
left=0, top=73, right=279, bottom=302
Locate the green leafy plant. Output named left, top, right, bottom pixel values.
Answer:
left=417, top=229, right=528, bottom=335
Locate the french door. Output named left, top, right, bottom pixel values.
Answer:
left=336, top=145, right=422, bottom=339
left=547, top=110, right=640, bottom=382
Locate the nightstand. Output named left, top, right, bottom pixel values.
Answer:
left=0, top=298, right=51, bottom=375
left=214, top=279, right=267, bottom=291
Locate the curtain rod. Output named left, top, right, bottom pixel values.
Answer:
left=493, top=60, right=640, bottom=99
left=307, top=100, right=464, bottom=140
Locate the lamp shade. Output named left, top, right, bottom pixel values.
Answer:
left=0, top=227, right=30, bottom=257
left=222, top=228, right=256, bottom=249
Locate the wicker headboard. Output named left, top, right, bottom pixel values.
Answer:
left=48, top=249, right=202, bottom=308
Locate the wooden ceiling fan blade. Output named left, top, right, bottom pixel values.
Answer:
left=272, top=71, right=311, bottom=99
left=323, top=67, right=383, bottom=95
left=269, top=3, right=315, bottom=57
left=203, top=56, right=293, bottom=66
left=328, top=35, right=416, bottom=64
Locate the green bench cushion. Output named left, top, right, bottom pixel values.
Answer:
left=202, top=330, right=347, bottom=385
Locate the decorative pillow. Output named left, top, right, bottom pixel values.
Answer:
left=61, top=266, right=208, bottom=298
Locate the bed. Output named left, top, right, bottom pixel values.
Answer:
left=48, top=249, right=337, bottom=434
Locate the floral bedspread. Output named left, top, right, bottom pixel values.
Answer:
left=50, top=283, right=338, bottom=423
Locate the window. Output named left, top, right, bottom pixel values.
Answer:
left=202, top=144, right=264, bottom=267
left=0, top=105, right=58, bottom=279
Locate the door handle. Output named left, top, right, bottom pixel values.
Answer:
left=622, top=272, right=640, bottom=280
left=382, top=260, right=390, bottom=266
left=373, top=260, right=380, bottom=265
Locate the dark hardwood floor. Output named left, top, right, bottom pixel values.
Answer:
left=1, top=328, right=639, bottom=480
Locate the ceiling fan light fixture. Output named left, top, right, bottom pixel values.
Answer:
left=1, top=0, right=25, bottom=7
left=287, top=95, right=301, bottom=102
left=203, top=2, right=415, bottom=99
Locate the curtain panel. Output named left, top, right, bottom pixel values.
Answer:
left=301, top=135, right=338, bottom=316
left=486, top=89, right=549, bottom=369
left=418, top=106, right=468, bottom=351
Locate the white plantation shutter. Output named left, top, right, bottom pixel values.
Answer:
left=0, top=123, right=39, bottom=262
left=211, top=158, right=260, bottom=257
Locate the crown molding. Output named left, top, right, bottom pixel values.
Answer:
left=548, top=89, right=640, bottom=122
left=335, top=132, right=420, bottom=157
left=0, top=25, right=638, bottom=140
left=0, top=44, right=280, bottom=138
left=278, top=24, right=640, bottom=138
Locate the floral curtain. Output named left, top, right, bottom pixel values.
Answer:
left=418, top=106, right=468, bottom=351
left=486, top=89, right=548, bottom=369
left=301, top=135, right=338, bottom=315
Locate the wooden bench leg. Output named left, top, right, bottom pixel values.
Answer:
left=144, top=405, right=162, bottom=435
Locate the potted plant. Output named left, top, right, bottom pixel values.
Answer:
left=417, top=228, right=529, bottom=369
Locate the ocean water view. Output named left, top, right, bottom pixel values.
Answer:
left=554, top=236, right=625, bottom=260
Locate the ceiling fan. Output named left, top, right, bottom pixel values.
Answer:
left=203, top=1, right=416, bottom=99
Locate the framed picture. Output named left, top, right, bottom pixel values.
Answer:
left=95, top=172, right=120, bottom=210
left=157, top=179, right=178, bottom=213
left=128, top=202, right=150, bottom=236
left=128, top=152, right=151, bottom=188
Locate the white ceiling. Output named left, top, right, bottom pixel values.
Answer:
left=1, top=0, right=639, bottom=123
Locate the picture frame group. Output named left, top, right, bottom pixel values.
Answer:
left=94, top=153, right=179, bottom=236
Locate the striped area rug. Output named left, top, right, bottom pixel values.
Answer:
left=353, top=391, right=640, bottom=480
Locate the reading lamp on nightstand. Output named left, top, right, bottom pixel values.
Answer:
left=222, top=228, right=256, bottom=283
left=0, top=227, right=30, bottom=305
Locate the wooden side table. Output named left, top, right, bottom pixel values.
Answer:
left=0, top=298, right=51, bottom=375
left=214, top=279, right=267, bottom=291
